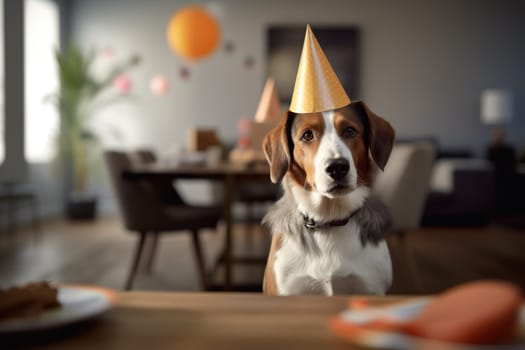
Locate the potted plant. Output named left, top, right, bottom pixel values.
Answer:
left=48, top=46, right=139, bottom=220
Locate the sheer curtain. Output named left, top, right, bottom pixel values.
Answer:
left=0, top=1, right=4, bottom=165
left=24, top=0, right=59, bottom=163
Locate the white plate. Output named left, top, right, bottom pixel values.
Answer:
left=332, top=298, right=525, bottom=350
left=0, top=285, right=115, bottom=334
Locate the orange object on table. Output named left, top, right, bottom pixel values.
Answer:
left=332, top=280, right=523, bottom=345
left=406, top=280, right=522, bottom=344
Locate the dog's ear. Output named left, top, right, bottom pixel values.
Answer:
left=263, top=112, right=293, bottom=183
left=354, top=101, right=395, bottom=171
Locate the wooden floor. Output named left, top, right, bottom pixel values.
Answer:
left=1, top=216, right=524, bottom=294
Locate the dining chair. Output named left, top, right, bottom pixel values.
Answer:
left=234, top=182, right=281, bottom=224
left=104, top=150, right=223, bottom=290
left=132, top=149, right=193, bottom=272
left=0, top=183, right=39, bottom=236
left=373, top=141, right=436, bottom=232
left=132, top=149, right=186, bottom=206
left=373, top=141, right=436, bottom=293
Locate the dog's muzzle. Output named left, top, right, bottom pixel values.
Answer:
left=325, top=158, right=349, bottom=181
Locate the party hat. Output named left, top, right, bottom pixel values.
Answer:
left=289, top=25, right=351, bottom=113
left=254, top=77, right=281, bottom=123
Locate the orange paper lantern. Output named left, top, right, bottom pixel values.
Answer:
left=166, top=6, right=220, bottom=62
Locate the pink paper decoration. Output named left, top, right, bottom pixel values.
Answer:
left=101, top=47, right=115, bottom=61
left=114, top=74, right=132, bottom=93
left=150, top=75, right=169, bottom=96
left=237, top=136, right=250, bottom=149
left=237, top=117, right=251, bottom=134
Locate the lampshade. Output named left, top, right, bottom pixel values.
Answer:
left=481, top=89, right=513, bottom=125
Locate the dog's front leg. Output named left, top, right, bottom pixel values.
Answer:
left=277, top=273, right=332, bottom=295
left=274, top=245, right=333, bottom=295
left=331, top=274, right=381, bottom=295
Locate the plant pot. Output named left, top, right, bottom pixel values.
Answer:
left=66, top=196, right=97, bottom=220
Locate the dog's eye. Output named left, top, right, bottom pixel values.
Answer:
left=300, top=130, right=314, bottom=143
left=343, top=126, right=357, bottom=138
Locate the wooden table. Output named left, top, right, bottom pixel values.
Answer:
left=123, top=163, right=272, bottom=290
left=30, top=292, right=408, bottom=349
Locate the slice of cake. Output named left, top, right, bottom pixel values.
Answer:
left=0, top=282, right=61, bottom=320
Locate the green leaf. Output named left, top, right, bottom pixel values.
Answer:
left=47, top=44, right=140, bottom=194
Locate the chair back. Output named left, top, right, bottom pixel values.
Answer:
left=104, top=150, right=162, bottom=231
left=373, top=142, right=436, bottom=232
left=134, top=149, right=157, bottom=164
left=133, top=149, right=186, bottom=205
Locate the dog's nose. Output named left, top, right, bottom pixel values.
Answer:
left=325, top=158, right=349, bottom=181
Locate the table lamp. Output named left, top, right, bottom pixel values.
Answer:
left=481, top=89, right=513, bottom=146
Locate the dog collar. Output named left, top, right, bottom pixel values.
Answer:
left=302, top=210, right=359, bottom=231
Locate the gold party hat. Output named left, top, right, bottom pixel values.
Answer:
left=289, top=25, right=351, bottom=113
left=254, top=77, right=281, bottom=123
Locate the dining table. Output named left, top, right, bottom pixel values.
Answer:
left=8, top=291, right=411, bottom=349
left=123, top=162, right=272, bottom=291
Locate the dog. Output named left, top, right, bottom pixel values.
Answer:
left=262, top=101, right=395, bottom=296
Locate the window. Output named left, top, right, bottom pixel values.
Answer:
left=0, top=0, right=4, bottom=164
left=24, top=0, right=59, bottom=163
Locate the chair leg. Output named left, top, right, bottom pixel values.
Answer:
left=125, top=232, right=148, bottom=291
left=30, top=198, right=40, bottom=241
left=145, top=232, right=159, bottom=274
left=245, top=202, right=256, bottom=246
left=398, top=230, right=424, bottom=293
left=6, top=194, right=14, bottom=235
left=191, top=229, right=209, bottom=290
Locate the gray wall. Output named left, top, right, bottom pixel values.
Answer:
left=4, top=0, right=520, bottom=222
left=69, top=0, right=525, bottom=156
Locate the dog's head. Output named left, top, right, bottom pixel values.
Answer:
left=263, top=101, right=395, bottom=198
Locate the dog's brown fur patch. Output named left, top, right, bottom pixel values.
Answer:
left=290, top=114, right=324, bottom=190
left=263, top=234, right=283, bottom=295
left=336, top=107, right=373, bottom=186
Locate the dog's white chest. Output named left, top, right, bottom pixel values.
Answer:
left=273, top=222, right=392, bottom=295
